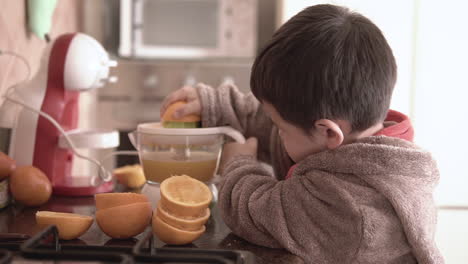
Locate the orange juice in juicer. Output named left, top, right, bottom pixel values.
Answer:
left=129, top=122, right=245, bottom=206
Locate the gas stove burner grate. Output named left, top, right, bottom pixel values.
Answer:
left=0, top=250, right=13, bottom=264
left=133, top=230, right=252, bottom=263
left=0, top=225, right=255, bottom=264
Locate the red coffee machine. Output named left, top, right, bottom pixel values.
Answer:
left=2, top=33, right=119, bottom=196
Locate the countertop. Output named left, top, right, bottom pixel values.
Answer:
left=0, top=192, right=304, bottom=264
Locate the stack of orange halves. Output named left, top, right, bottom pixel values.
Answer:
left=153, top=175, right=212, bottom=245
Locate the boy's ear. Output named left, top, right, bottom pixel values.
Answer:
left=313, top=119, right=344, bottom=149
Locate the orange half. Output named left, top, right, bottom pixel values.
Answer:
left=159, top=175, right=212, bottom=218
left=161, top=101, right=201, bottom=123
left=95, top=192, right=148, bottom=211
left=96, top=202, right=152, bottom=239
left=113, top=164, right=146, bottom=189
left=36, top=211, right=93, bottom=240
left=155, top=201, right=210, bottom=231
left=152, top=214, right=205, bottom=245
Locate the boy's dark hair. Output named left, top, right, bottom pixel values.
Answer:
left=251, top=4, right=397, bottom=132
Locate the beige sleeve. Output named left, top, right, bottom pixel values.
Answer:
left=217, top=156, right=363, bottom=263
left=195, top=82, right=274, bottom=163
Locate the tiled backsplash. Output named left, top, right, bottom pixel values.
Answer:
left=0, top=0, right=81, bottom=99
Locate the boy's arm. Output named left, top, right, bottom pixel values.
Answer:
left=196, top=82, right=274, bottom=162
left=218, top=156, right=362, bottom=262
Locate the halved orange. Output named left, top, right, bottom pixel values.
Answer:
left=159, top=175, right=212, bottom=218
left=96, top=202, right=151, bottom=239
left=155, top=201, right=210, bottom=231
left=36, top=211, right=93, bottom=240
left=152, top=214, right=205, bottom=245
left=161, top=101, right=201, bottom=123
left=113, top=164, right=146, bottom=189
left=95, top=192, right=148, bottom=211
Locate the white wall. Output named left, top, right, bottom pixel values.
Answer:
left=278, top=0, right=416, bottom=116
left=279, top=0, right=468, bottom=206
left=412, top=0, right=468, bottom=206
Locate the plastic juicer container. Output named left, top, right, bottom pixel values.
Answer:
left=130, top=122, right=245, bottom=185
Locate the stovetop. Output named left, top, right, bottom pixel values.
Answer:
left=0, top=226, right=256, bottom=264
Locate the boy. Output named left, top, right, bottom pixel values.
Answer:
left=160, top=4, right=443, bottom=264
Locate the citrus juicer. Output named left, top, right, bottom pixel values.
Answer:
left=0, top=33, right=120, bottom=196
left=128, top=122, right=245, bottom=207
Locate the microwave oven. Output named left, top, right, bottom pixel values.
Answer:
left=119, top=0, right=258, bottom=59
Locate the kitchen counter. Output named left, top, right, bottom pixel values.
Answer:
left=0, top=193, right=304, bottom=264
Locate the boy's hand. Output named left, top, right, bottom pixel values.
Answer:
left=160, top=86, right=201, bottom=119
left=219, top=137, right=258, bottom=174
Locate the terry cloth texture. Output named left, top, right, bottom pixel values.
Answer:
left=286, top=109, right=414, bottom=180
left=195, top=83, right=443, bottom=264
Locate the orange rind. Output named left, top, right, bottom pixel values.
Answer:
left=96, top=202, right=152, bottom=239
left=155, top=201, right=210, bottom=231
left=95, top=192, right=148, bottom=211
left=10, top=166, right=51, bottom=207
left=159, top=175, right=212, bottom=218
left=36, top=211, right=93, bottom=240
left=152, top=214, right=205, bottom=245
left=161, top=101, right=201, bottom=122
left=113, top=164, right=146, bottom=189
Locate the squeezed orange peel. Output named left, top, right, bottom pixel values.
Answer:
left=95, top=192, right=149, bottom=211
left=152, top=214, right=206, bottom=245
left=159, top=175, right=212, bottom=218
left=155, top=201, right=210, bottom=231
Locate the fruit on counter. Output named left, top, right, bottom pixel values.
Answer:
left=9, top=166, right=52, bottom=207
left=161, top=101, right=201, bottom=128
left=95, top=192, right=149, bottom=211
left=95, top=192, right=152, bottom=239
left=96, top=202, right=152, bottom=239
left=153, top=175, right=211, bottom=245
left=113, top=164, right=146, bottom=189
left=159, top=175, right=212, bottom=218
left=35, top=211, right=93, bottom=240
left=155, top=201, right=210, bottom=231
left=0, top=152, right=16, bottom=180
left=152, top=214, right=206, bottom=245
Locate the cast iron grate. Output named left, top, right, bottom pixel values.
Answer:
left=0, top=225, right=255, bottom=264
